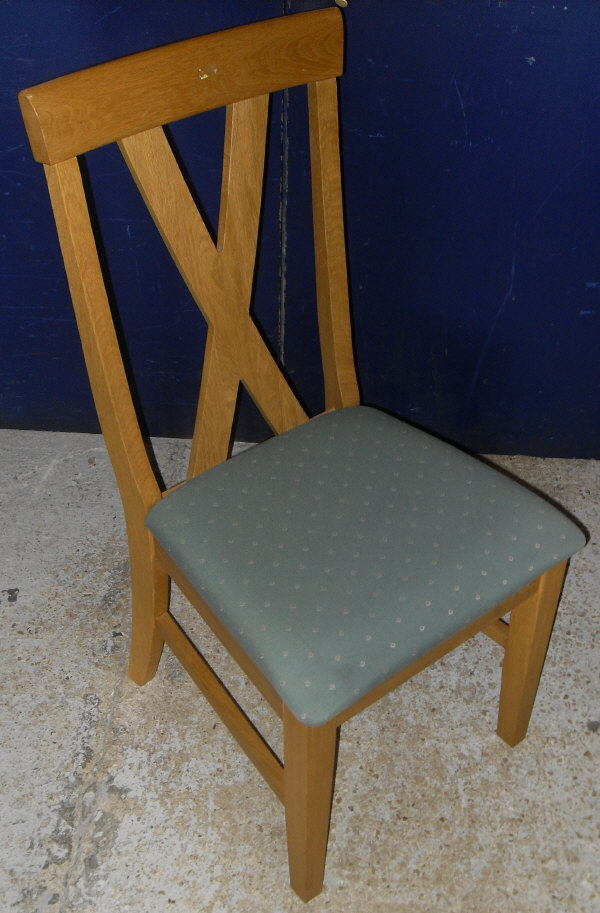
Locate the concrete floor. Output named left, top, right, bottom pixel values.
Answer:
left=2, top=429, right=599, bottom=913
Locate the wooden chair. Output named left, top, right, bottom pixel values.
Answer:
left=19, top=9, right=585, bottom=901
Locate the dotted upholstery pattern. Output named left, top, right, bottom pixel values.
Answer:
left=146, top=406, right=585, bottom=725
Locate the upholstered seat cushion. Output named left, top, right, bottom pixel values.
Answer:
left=146, top=406, right=585, bottom=725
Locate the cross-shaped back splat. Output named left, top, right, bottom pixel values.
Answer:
left=120, top=96, right=309, bottom=479
left=20, top=10, right=359, bottom=524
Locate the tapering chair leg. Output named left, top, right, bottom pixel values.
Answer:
left=127, top=531, right=169, bottom=686
left=283, top=707, right=338, bottom=902
left=497, top=561, right=567, bottom=747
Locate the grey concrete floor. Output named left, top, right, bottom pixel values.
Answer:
left=1, top=429, right=599, bottom=913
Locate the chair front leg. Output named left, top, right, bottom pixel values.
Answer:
left=283, top=707, right=338, bottom=902
left=127, top=528, right=169, bottom=686
left=497, top=561, right=567, bottom=747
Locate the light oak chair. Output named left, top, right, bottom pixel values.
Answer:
left=19, top=9, right=585, bottom=902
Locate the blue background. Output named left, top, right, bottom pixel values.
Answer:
left=2, top=1, right=599, bottom=455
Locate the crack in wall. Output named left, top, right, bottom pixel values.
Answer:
left=461, top=221, right=519, bottom=441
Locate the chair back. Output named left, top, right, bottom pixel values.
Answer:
left=19, top=9, right=359, bottom=527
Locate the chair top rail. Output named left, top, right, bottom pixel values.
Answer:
left=19, top=8, right=343, bottom=165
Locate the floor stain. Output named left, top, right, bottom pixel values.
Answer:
left=2, top=588, right=20, bottom=603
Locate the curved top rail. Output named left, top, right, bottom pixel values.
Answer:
left=19, top=8, right=343, bottom=164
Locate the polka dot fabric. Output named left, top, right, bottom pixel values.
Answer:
left=146, top=406, right=585, bottom=726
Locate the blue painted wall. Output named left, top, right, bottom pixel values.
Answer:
left=330, top=0, right=600, bottom=457
left=2, top=1, right=600, bottom=455
left=1, top=0, right=285, bottom=440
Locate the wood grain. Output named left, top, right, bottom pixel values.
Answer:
left=497, top=562, right=567, bottom=746
left=283, top=708, right=338, bottom=902
left=19, top=9, right=343, bottom=164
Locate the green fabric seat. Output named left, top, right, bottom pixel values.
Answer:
left=146, top=406, right=585, bottom=726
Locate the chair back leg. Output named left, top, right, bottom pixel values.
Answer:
left=497, top=561, right=567, bottom=747
left=283, top=708, right=339, bottom=902
left=127, top=532, right=169, bottom=685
